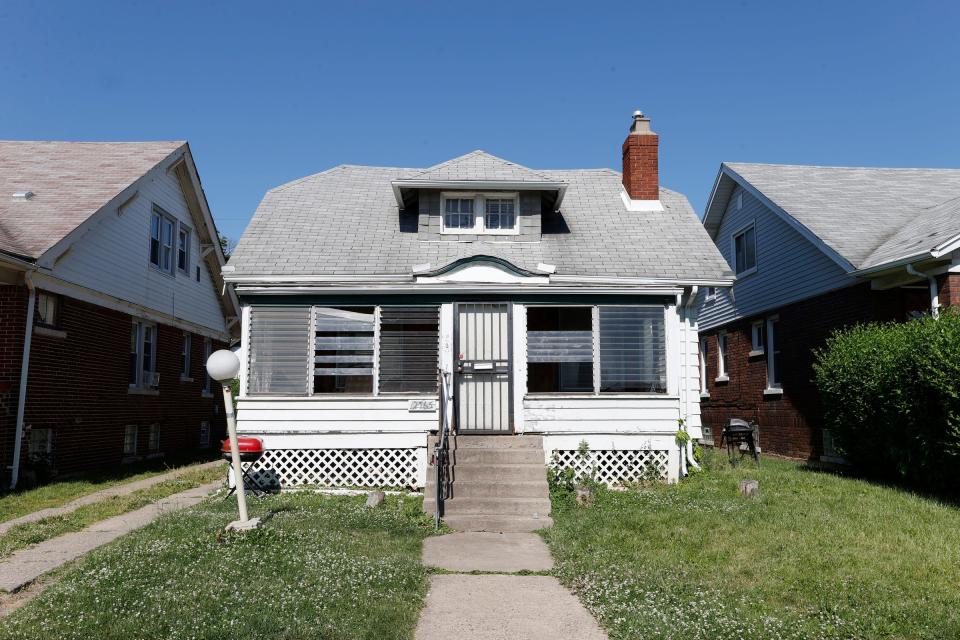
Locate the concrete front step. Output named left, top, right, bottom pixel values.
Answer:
left=424, top=497, right=552, bottom=516
left=450, top=463, right=548, bottom=483
left=443, top=514, right=554, bottom=533
left=447, top=480, right=550, bottom=499
left=451, top=448, right=545, bottom=465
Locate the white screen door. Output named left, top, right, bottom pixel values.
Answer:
left=455, top=303, right=512, bottom=433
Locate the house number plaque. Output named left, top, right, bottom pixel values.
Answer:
left=408, top=399, right=437, bottom=413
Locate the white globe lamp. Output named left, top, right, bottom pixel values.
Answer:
left=206, top=349, right=259, bottom=530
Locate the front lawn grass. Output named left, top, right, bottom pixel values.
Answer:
left=1, top=492, right=433, bottom=640
left=544, top=451, right=960, bottom=640
left=0, top=464, right=223, bottom=559
left=0, top=451, right=218, bottom=523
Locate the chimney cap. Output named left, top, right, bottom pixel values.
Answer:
left=629, top=110, right=654, bottom=135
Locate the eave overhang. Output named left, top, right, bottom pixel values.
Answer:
left=390, top=179, right=568, bottom=212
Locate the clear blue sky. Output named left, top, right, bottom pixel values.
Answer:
left=2, top=1, right=957, bottom=244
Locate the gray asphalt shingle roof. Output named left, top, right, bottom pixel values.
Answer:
left=406, top=150, right=559, bottom=183
left=229, top=156, right=732, bottom=282
left=0, top=141, right=184, bottom=259
left=721, top=163, right=960, bottom=270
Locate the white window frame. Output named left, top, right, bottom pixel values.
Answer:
left=177, top=223, right=192, bottom=274
left=704, top=287, right=717, bottom=303
left=123, top=425, right=138, bottom=456
left=731, top=221, right=758, bottom=277
left=716, top=331, right=729, bottom=382
left=130, top=320, right=159, bottom=390
left=181, top=332, right=192, bottom=380
left=441, top=192, right=520, bottom=235
left=750, top=320, right=765, bottom=356
left=699, top=337, right=709, bottom=397
left=150, top=206, right=177, bottom=275
left=765, top=315, right=783, bottom=394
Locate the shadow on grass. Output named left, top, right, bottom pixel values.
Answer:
left=798, top=459, right=960, bottom=508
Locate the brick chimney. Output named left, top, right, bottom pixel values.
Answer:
left=621, top=110, right=659, bottom=201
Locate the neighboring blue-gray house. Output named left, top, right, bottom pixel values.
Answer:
left=697, top=162, right=960, bottom=459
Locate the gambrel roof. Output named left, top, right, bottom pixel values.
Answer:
left=228, top=154, right=733, bottom=284
left=0, top=141, right=184, bottom=259
left=704, top=162, right=960, bottom=273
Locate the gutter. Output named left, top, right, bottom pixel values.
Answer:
left=10, top=270, right=36, bottom=489
left=906, top=264, right=940, bottom=318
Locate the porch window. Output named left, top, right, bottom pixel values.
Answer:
left=526, top=306, right=593, bottom=393
left=378, top=306, right=440, bottom=394
left=313, top=307, right=375, bottom=393
left=599, top=306, right=666, bottom=393
left=248, top=306, right=312, bottom=395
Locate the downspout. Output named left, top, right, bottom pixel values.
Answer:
left=680, top=287, right=702, bottom=474
left=906, top=264, right=940, bottom=319
left=10, top=270, right=36, bottom=489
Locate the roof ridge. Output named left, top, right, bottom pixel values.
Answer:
left=725, top=161, right=960, bottom=172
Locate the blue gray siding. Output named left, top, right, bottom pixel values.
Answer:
left=698, top=185, right=855, bottom=331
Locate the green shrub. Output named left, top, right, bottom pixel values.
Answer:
left=813, top=309, right=960, bottom=492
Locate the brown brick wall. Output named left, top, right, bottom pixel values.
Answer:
left=3, top=286, right=227, bottom=486
left=0, top=285, right=29, bottom=483
left=700, top=282, right=931, bottom=459
left=939, top=273, right=960, bottom=309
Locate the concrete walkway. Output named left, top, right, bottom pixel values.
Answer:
left=417, top=532, right=607, bottom=639
left=0, top=481, right=220, bottom=593
left=0, top=460, right=222, bottom=537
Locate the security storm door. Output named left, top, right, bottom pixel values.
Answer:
left=455, top=303, right=512, bottom=433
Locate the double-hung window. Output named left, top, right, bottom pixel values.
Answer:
left=699, top=337, right=709, bottom=396
left=130, top=320, right=158, bottom=389
left=442, top=193, right=518, bottom=234
left=765, top=316, right=782, bottom=392
left=36, top=292, right=59, bottom=328
left=177, top=224, right=191, bottom=273
left=733, top=223, right=757, bottom=275
left=716, top=332, right=729, bottom=381
left=181, top=333, right=192, bottom=379
left=203, top=337, right=213, bottom=394
left=150, top=207, right=176, bottom=275
left=750, top=321, right=765, bottom=355
left=526, top=305, right=666, bottom=394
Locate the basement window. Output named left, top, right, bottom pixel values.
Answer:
left=313, top=307, right=375, bottom=394
left=527, top=307, right=594, bottom=393
left=378, top=306, right=440, bottom=394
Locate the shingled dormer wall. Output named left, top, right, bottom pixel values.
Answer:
left=417, top=190, right=542, bottom=242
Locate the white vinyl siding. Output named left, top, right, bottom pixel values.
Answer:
left=50, top=162, right=227, bottom=334
left=698, top=185, right=855, bottom=331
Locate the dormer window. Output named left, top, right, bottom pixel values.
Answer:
left=442, top=193, right=518, bottom=235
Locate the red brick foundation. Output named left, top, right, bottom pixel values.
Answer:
left=700, top=282, right=933, bottom=459
left=2, top=286, right=227, bottom=487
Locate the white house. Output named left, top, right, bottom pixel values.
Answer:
left=225, top=113, right=732, bottom=530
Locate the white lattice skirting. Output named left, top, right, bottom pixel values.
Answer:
left=243, top=448, right=422, bottom=490
left=549, top=449, right=669, bottom=486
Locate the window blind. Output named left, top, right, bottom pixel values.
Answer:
left=599, top=306, right=666, bottom=393
left=378, top=306, right=439, bottom=393
left=248, top=306, right=311, bottom=395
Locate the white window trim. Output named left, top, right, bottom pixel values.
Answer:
left=765, top=315, right=782, bottom=393
left=731, top=221, right=758, bottom=277
left=715, top=331, right=729, bottom=382
left=150, top=206, right=178, bottom=276
left=130, top=320, right=159, bottom=391
left=440, top=192, right=520, bottom=236
left=699, top=337, right=710, bottom=397
left=750, top=320, right=765, bottom=356
left=177, top=223, right=192, bottom=274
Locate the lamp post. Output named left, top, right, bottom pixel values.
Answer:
left=206, top=350, right=260, bottom=531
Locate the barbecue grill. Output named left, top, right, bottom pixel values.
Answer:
left=721, top=418, right=760, bottom=466
left=221, top=436, right=269, bottom=496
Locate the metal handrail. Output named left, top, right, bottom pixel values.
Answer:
left=433, top=368, right=453, bottom=530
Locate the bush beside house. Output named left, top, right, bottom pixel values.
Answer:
left=814, top=310, right=960, bottom=493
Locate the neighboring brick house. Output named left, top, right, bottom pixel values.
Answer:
left=0, top=141, right=239, bottom=488
left=697, top=163, right=960, bottom=460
